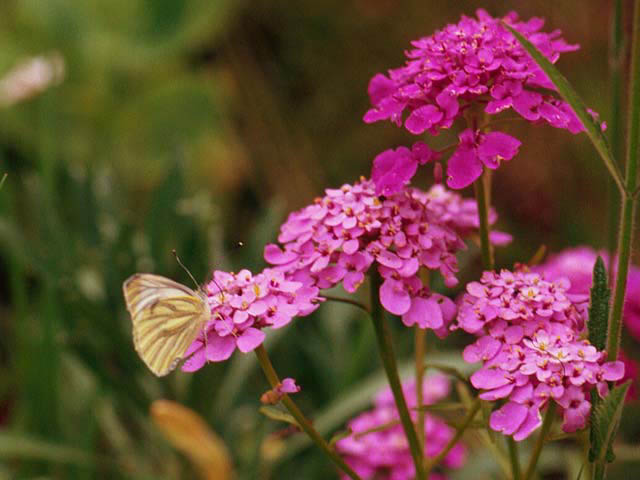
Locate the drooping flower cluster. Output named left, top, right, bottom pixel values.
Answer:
left=182, top=269, right=320, bottom=370
left=265, top=177, right=508, bottom=335
left=364, top=9, right=603, bottom=190
left=455, top=269, right=625, bottom=440
left=336, top=375, right=466, bottom=480
left=533, top=246, right=640, bottom=399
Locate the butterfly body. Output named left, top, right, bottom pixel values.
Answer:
left=123, top=273, right=210, bottom=376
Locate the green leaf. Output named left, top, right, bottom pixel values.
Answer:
left=259, top=406, right=300, bottom=428
left=0, top=173, right=6, bottom=191
left=589, top=381, right=631, bottom=465
left=588, top=256, right=610, bottom=350
left=502, top=22, right=626, bottom=195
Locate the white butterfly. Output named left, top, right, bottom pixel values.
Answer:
left=123, top=273, right=210, bottom=376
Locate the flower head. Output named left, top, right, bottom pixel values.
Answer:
left=336, top=375, right=466, bottom=480
left=364, top=9, right=603, bottom=191
left=182, top=269, right=319, bottom=371
left=265, top=177, right=507, bottom=335
left=456, top=269, right=624, bottom=440
left=365, top=9, right=583, bottom=136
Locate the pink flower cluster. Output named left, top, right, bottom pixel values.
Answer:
left=182, top=269, right=319, bottom=370
left=533, top=246, right=640, bottom=342
left=533, top=246, right=640, bottom=399
left=336, top=375, right=466, bottom=480
left=364, top=9, right=603, bottom=190
left=264, top=177, right=507, bottom=335
left=455, top=269, right=625, bottom=440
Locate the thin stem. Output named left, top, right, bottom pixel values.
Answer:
left=320, top=295, right=371, bottom=314
left=474, top=169, right=494, bottom=270
left=369, top=271, right=426, bottom=480
left=424, top=399, right=480, bottom=474
left=606, top=0, right=624, bottom=270
left=415, top=326, right=426, bottom=451
left=254, top=346, right=362, bottom=480
left=608, top=0, right=640, bottom=361
left=507, top=437, right=522, bottom=480
left=523, top=403, right=556, bottom=480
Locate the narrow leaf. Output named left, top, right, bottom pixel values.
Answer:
left=0, top=173, right=6, bottom=191
left=590, top=381, right=631, bottom=464
left=423, top=362, right=468, bottom=382
left=588, top=256, right=610, bottom=350
left=502, top=23, right=626, bottom=195
left=259, top=406, right=300, bottom=427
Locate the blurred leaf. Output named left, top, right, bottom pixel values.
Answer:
left=259, top=406, right=299, bottom=428
left=422, top=362, right=468, bottom=382
left=151, top=399, right=234, bottom=480
left=0, top=173, right=6, bottom=190
left=0, top=432, right=100, bottom=467
left=502, top=22, right=625, bottom=195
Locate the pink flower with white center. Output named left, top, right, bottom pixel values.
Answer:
left=456, top=269, right=624, bottom=439
left=364, top=9, right=604, bottom=192
left=336, top=375, right=466, bottom=480
left=265, top=177, right=508, bottom=335
left=181, top=269, right=320, bottom=371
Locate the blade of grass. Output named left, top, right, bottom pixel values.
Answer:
left=502, top=22, right=626, bottom=195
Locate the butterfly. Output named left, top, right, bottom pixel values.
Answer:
left=122, top=273, right=211, bottom=376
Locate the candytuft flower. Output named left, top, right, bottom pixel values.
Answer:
left=265, top=177, right=509, bottom=335
left=260, top=377, right=301, bottom=404
left=336, top=375, right=466, bottom=480
left=364, top=9, right=583, bottom=136
left=364, top=9, right=602, bottom=191
left=455, top=269, right=624, bottom=440
left=182, top=269, right=319, bottom=371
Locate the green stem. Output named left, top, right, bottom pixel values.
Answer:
left=369, top=272, right=426, bottom=480
left=606, top=0, right=624, bottom=269
left=425, top=399, right=480, bottom=474
left=254, top=346, right=362, bottom=480
left=320, top=295, right=371, bottom=313
left=474, top=169, right=494, bottom=270
left=507, top=437, right=522, bottom=480
left=592, top=462, right=607, bottom=480
left=415, top=326, right=426, bottom=451
left=523, top=403, right=556, bottom=480
left=608, top=0, right=640, bottom=362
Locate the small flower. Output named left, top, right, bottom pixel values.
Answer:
left=336, top=375, right=466, bottom=480
left=182, top=269, right=320, bottom=371
left=371, top=141, right=439, bottom=196
left=260, top=377, right=301, bottom=404
left=446, top=129, right=521, bottom=189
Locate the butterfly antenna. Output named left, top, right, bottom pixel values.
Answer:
left=172, top=249, right=200, bottom=290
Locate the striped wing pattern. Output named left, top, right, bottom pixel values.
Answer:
left=123, top=274, right=209, bottom=376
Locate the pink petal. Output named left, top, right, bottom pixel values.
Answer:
left=264, top=244, right=297, bottom=265
left=446, top=142, right=483, bottom=189
left=490, top=402, right=528, bottom=435
left=379, top=277, right=411, bottom=315
left=236, top=328, right=266, bottom=353
left=205, top=332, right=237, bottom=362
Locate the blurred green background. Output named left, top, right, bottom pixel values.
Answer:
left=0, top=0, right=638, bottom=479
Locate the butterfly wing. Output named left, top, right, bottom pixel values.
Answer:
left=123, top=273, right=209, bottom=376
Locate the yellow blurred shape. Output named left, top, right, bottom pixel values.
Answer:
left=150, top=399, right=233, bottom=480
